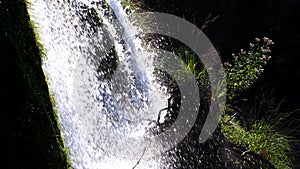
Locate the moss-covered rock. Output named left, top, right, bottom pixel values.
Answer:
left=0, top=0, right=70, bottom=168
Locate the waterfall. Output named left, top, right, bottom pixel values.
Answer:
left=27, top=0, right=170, bottom=168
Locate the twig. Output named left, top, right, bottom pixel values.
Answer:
left=224, top=112, right=237, bottom=124
left=200, top=14, right=220, bottom=30
left=241, top=149, right=251, bottom=156
left=132, top=147, right=147, bottom=169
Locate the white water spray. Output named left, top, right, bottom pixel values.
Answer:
left=27, top=0, right=170, bottom=168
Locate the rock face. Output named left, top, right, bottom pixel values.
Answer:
left=0, top=1, right=69, bottom=168
left=133, top=0, right=300, bottom=168
left=139, top=0, right=300, bottom=107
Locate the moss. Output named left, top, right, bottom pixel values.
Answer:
left=0, top=0, right=70, bottom=168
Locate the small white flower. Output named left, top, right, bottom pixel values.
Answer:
left=263, top=37, right=269, bottom=42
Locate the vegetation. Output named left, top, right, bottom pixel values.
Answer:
left=174, top=37, right=294, bottom=168
left=121, top=0, right=142, bottom=14
left=225, top=37, right=273, bottom=100
left=171, top=45, right=210, bottom=88
left=221, top=38, right=294, bottom=168
left=117, top=0, right=300, bottom=167
left=222, top=114, right=293, bottom=169
left=174, top=46, right=203, bottom=77
left=1, top=0, right=297, bottom=168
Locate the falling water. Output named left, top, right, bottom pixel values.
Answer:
left=27, top=0, right=170, bottom=168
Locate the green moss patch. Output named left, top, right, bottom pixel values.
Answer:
left=0, top=0, right=70, bottom=168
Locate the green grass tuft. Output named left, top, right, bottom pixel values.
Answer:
left=221, top=114, right=293, bottom=169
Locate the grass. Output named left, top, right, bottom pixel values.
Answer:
left=119, top=1, right=297, bottom=167
left=175, top=46, right=201, bottom=77
left=172, top=45, right=209, bottom=82
left=1, top=0, right=294, bottom=168
left=173, top=43, right=294, bottom=168
left=221, top=114, right=293, bottom=169
left=0, top=0, right=70, bottom=168
left=220, top=37, right=296, bottom=168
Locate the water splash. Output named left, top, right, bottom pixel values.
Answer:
left=27, top=0, right=169, bottom=168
